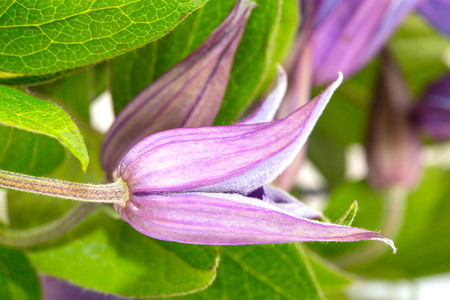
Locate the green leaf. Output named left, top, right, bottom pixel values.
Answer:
left=178, top=244, right=323, bottom=299
left=306, top=249, right=352, bottom=296
left=0, top=85, right=89, bottom=171
left=0, top=126, right=64, bottom=176
left=26, top=212, right=218, bottom=298
left=389, top=14, right=450, bottom=98
left=0, top=0, right=209, bottom=84
left=0, top=246, right=40, bottom=300
left=29, top=64, right=108, bottom=122
left=110, top=0, right=298, bottom=123
left=214, top=0, right=298, bottom=124
left=335, top=201, right=358, bottom=226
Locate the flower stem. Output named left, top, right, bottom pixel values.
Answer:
left=0, top=169, right=129, bottom=207
left=0, top=203, right=98, bottom=248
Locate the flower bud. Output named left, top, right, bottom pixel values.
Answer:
left=366, top=51, right=422, bottom=189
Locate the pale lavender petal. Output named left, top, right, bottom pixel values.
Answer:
left=238, top=65, right=287, bottom=125
left=414, top=74, right=450, bottom=140
left=101, top=0, right=254, bottom=176
left=308, top=0, right=421, bottom=86
left=116, top=74, right=343, bottom=195
left=366, top=51, right=422, bottom=189
left=418, top=0, right=450, bottom=36
left=115, top=192, right=395, bottom=251
left=247, top=185, right=323, bottom=219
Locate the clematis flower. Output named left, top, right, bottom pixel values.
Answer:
left=413, top=74, right=450, bottom=140
left=101, top=0, right=254, bottom=176
left=112, top=73, right=395, bottom=251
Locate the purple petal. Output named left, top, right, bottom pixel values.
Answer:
left=305, top=0, right=421, bottom=86
left=41, top=275, right=127, bottom=300
left=238, top=65, right=287, bottom=125
left=414, top=74, right=450, bottom=140
left=101, top=0, right=254, bottom=176
left=115, top=192, right=395, bottom=251
left=418, top=0, right=450, bottom=36
left=248, top=185, right=323, bottom=219
left=366, top=51, right=422, bottom=189
left=115, top=74, right=343, bottom=195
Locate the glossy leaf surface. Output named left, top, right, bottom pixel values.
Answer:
left=0, top=86, right=88, bottom=171
left=0, top=0, right=209, bottom=84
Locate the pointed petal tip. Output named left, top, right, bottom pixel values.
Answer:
left=372, top=237, right=397, bottom=254
left=244, top=0, right=258, bottom=9
left=238, top=64, right=287, bottom=125
left=275, top=64, right=287, bottom=78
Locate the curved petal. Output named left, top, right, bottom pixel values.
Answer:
left=117, top=74, right=343, bottom=195
left=238, top=65, right=287, bottom=125
left=116, top=192, right=395, bottom=251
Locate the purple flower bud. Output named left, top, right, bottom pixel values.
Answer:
left=418, top=0, right=450, bottom=36
left=366, top=51, right=422, bottom=189
left=101, top=0, right=254, bottom=176
left=299, top=0, right=421, bottom=86
left=113, top=74, right=395, bottom=251
left=413, top=74, right=450, bottom=140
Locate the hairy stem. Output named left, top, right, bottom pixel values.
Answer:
left=0, top=203, right=98, bottom=248
left=0, top=169, right=129, bottom=207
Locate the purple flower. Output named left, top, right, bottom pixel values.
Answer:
left=112, top=73, right=395, bottom=251
left=413, top=74, right=450, bottom=140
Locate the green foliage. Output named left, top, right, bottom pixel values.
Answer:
left=0, top=246, right=40, bottom=300
left=308, top=168, right=450, bottom=279
left=7, top=126, right=104, bottom=230
left=0, top=86, right=89, bottom=171
left=0, top=0, right=209, bottom=84
left=178, top=244, right=324, bottom=299
left=110, top=0, right=298, bottom=123
left=0, top=126, right=64, bottom=176
left=26, top=212, right=218, bottom=298
left=348, top=168, right=450, bottom=279
left=30, top=64, right=108, bottom=122
left=1, top=1, right=450, bottom=299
